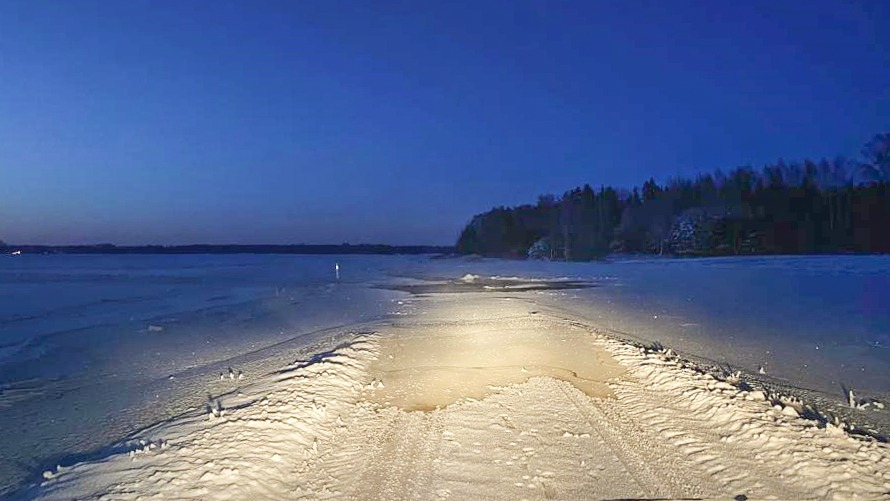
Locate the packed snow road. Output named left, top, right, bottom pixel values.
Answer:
left=30, top=281, right=890, bottom=500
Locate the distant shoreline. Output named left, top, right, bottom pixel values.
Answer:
left=0, top=244, right=455, bottom=255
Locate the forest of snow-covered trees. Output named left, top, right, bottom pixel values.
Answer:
left=456, top=133, right=890, bottom=259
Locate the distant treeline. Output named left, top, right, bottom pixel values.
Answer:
left=457, top=133, right=890, bottom=259
left=0, top=243, right=453, bottom=255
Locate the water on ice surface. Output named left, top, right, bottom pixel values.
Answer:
left=367, top=317, right=624, bottom=411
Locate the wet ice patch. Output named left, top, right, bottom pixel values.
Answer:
left=379, top=276, right=595, bottom=295
left=366, top=318, right=624, bottom=411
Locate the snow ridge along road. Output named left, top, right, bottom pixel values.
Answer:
left=33, top=289, right=890, bottom=500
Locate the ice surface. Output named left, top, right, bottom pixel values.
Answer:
left=2, top=253, right=890, bottom=497
left=0, top=254, right=409, bottom=495
left=29, top=293, right=890, bottom=500
left=417, top=255, right=890, bottom=401
left=367, top=317, right=624, bottom=411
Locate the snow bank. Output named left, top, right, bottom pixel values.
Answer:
left=36, top=335, right=381, bottom=500
left=598, top=335, right=890, bottom=498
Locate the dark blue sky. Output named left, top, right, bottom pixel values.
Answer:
left=1, top=0, right=888, bottom=245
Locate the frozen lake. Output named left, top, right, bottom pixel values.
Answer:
left=1, top=253, right=889, bottom=496
left=421, top=255, right=890, bottom=400
left=0, top=254, right=410, bottom=495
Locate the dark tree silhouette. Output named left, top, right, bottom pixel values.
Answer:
left=456, top=133, right=890, bottom=259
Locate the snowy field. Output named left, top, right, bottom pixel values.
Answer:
left=2, top=254, right=890, bottom=498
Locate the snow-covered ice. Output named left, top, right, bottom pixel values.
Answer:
left=30, top=292, right=890, bottom=499
left=3, top=254, right=890, bottom=498
left=0, top=254, right=408, bottom=495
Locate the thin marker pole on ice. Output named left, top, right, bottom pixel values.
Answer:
left=335, top=262, right=340, bottom=281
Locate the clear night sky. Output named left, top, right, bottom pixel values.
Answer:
left=1, top=1, right=888, bottom=246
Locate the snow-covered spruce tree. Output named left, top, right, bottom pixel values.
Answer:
left=669, top=208, right=720, bottom=255
left=527, top=237, right=552, bottom=259
left=861, top=132, right=890, bottom=182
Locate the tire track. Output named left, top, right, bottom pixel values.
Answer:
left=558, top=384, right=682, bottom=499
left=349, top=410, right=444, bottom=500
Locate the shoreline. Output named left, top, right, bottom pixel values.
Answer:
left=1, top=245, right=453, bottom=256
left=23, top=282, right=890, bottom=499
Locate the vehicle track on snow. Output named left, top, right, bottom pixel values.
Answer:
left=350, top=410, right=445, bottom=500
